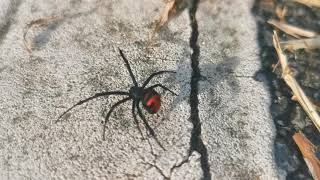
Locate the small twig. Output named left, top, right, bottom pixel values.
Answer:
left=273, top=31, right=320, bottom=132
left=293, top=131, right=320, bottom=180
left=23, top=16, right=59, bottom=53
left=148, top=0, right=177, bottom=48
left=148, top=0, right=190, bottom=48
left=272, top=61, right=280, bottom=72
left=155, top=0, right=178, bottom=32
left=280, top=36, right=320, bottom=51
left=268, top=19, right=318, bottom=38
left=293, top=0, right=320, bottom=8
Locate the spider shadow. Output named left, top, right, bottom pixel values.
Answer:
left=162, top=56, right=241, bottom=118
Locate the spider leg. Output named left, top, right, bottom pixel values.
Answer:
left=137, top=102, right=166, bottom=150
left=132, top=101, right=145, bottom=139
left=56, top=91, right=129, bottom=122
left=142, top=70, right=176, bottom=88
left=136, top=103, right=155, bottom=137
left=118, top=48, right=138, bottom=87
left=102, top=97, right=131, bottom=140
left=147, top=83, right=177, bottom=96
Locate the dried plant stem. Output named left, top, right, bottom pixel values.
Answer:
left=280, top=36, right=320, bottom=50
left=268, top=19, right=318, bottom=38
left=293, top=0, right=320, bottom=8
left=273, top=31, right=320, bottom=132
left=155, top=0, right=177, bottom=32
left=293, top=132, right=320, bottom=180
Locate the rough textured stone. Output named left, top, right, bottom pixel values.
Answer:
left=0, top=0, right=279, bottom=179
left=197, top=1, right=278, bottom=179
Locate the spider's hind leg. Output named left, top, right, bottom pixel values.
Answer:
left=132, top=101, right=145, bottom=140
left=137, top=105, right=155, bottom=137
left=102, top=97, right=131, bottom=140
left=137, top=103, right=166, bottom=150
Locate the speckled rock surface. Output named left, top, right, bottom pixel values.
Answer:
left=197, top=1, right=279, bottom=179
left=0, top=0, right=279, bottom=179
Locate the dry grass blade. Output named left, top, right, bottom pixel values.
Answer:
left=154, top=0, right=191, bottom=32
left=148, top=0, right=190, bottom=47
left=23, top=16, right=59, bottom=53
left=26, top=16, right=58, bottom=29
left=273, top=31, right=320, bottom=132
left=276, top=5, right=287, bottom=21
left=155, top=0, right=177, bottom=32
left=293, top=0, right=320, bottom=8
left=293, top=132, right=320, bottom=180
left=280, top=36, right=320, bottom=50
left=268, top=19, right=318, bottom=38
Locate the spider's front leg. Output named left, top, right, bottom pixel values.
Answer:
left=146, top=83, right=177, bottom=96
left=118, top=48, right=138, bottom=87
left=142, top=71, right=176, bottom=88
left=56, top=91, right=129, bottom=122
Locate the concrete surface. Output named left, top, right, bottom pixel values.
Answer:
left=197, top=1, right=279, bottom=179
left=0, top=0, right=279, bottom=179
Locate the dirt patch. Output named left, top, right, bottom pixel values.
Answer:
left=252, top=0, right=319, bottom=179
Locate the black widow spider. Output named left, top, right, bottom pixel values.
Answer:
left=57, top=48, right=176, bottom=149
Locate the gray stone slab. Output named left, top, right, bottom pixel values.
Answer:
left=198, top=0, right=278, bottom=179
left=0, top=0, right=279, bottom=179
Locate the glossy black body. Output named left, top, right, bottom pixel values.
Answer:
left=57, top=48, right=176, bottom=149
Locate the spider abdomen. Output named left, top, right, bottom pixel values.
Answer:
left=142, top=89, right=161, bottom=114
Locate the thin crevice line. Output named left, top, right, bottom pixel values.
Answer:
left=188, top=0, right=211, bottom=179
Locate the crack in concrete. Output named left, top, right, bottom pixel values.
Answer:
left=142, top=156, right=191, bottom=180
left=157, top=0, right=213, bottom=178
left=187, top=0, right=211, bottom=179
left=143, top=162, right=170, bottom=180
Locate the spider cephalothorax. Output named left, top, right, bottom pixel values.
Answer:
left=57, top=48, right=176, bottom=149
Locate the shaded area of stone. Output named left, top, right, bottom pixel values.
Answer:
left=197, top=0, right=279, bottom=179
